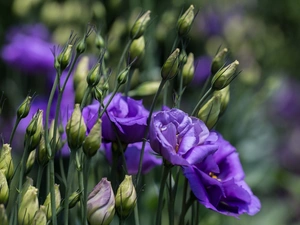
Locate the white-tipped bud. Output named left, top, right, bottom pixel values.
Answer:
left=177, top=5, right=195, bottom=36
left=130, top=10, right=151, bottom=39
left=161, top=48, right=180, bottom=80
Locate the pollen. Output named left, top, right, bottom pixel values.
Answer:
left=209, top=172, right=221, bottom=181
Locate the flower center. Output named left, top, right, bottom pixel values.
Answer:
left=209, top=172, right=221, bottom=181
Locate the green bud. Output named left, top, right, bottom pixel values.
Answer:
left=49, top=119, right=61, bottom=153
left=76, top=38, right=86, bottom=55
left=182, top=53, right=195, bottom=86
left=0, top=144, right=14, bottom=181
left=57, top=44, right=73, bottom=71
left=0, top=204, right=8, bottom=225
left=95, top=33, right=105, bottom=50
left=37, top=132, right=48, bottom=166
left=211, top=60, right=239, bottom=90
left=92, top=86, right=103, bottom=103
left=87, top=178, right=115, bottom=225
left=43, top=184, right=61, bottom=220
left=129, top=36, right=145, bottom=67
left=83, top=119, right=102, bottom=157
left=116, top=175, right=137, bottom=218
left=197, top=95, right=221, bottom=129
left=213, top=85, right=230, bottom=115
left=18, top=185, right=39, bottom=225
left=130, top=10, right=151, bottom=39
left=32, top=206, right=47, bottom=225
left=68, top=190, right=81, bottom=209
left=17, top=96, right=32, bottom=119
left=26, top=150, right=36, bottom=175
left=161, top=48, right=180, bottom=80
left=66, top=104, right=87, bottom=150
left=117, top=67, right=130, bottom=85
left=211, top=48, right=228, bottom=75
left=20, top=177, right=34, bottom=201
left=177, top=5, right=195, bottom=36
left=87, top=63, right=101, bottom=87
left=0, top=170, right=9, bottom=205
left=74, top=56, right=89, bottom=89
left=179, top=50, right=187, bottom=64
left=26, top=110, right=43, bottom=151
left=128, top=81, right=160, bottom=97
left=75, top=81, right=88, bottom=104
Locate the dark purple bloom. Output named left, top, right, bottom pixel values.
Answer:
left=103, top=142, right=162, bottom=175
left=182, top=133, right=261, bottom=216
left=1, top=24, right=55, bottom=75
left=101, top=93, right=149, bottom=144
left=149, top=108, right=218, bottom=166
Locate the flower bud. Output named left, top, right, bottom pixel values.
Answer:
left=211, top=60, right=239, bottom=90
left=92, top=86, right=103, bottom=103
left=57, top=44, right=73, bottom=70
left=87, top=63, right=101, bottom=87
left=83, top=119, right=102, bottom=157
left=0, top=170, right=9, bottom=205
left=161, top=48, right=180, bottom=80
left=18, top=185, right=39, bottom=225
left=211, top=48, right=228, bottom=75
left=76, top=38, right=86, bottom=55
left=95, top=33, right=105, bottom=50
left=0, top=144, right=14, bottom=181
left=177, top=5, right=195, bottom=36
left=17, top=96, right=32, bottom=119
left=197, top=95, right=221, bottom=129
left=128, top=81, right=160, bottom=97
left=37, top=132, right=48, bottom=166
left=130, top=10, right=151, bottom=39
left=43, top=184, right=61, bottom=220
left=87, top=178, right=115, bottom=225
left=66, top=104, right=87, bottom=150
left=0, top=204, right=8, bottom=225
left=115, top=175, right=137, bottom=218
left=182, top=53, right=194, bottom=86
left=26, top=110, right=43, bottom=151
left=68, top=190, right=81, bottom=209
left=213, top=85, right=230, bottom=115
left=117, top=67, right=130, bottom=85
left=21, top=177, right=34, bottom=201
left=32, top=206, right=47, bottom=225
left=129, top=36, right=145, bottom=67
left=74, top=56, right=89, bottom=89
left=26, top=150, right=36, bottom=175
left=49, top=119, right=61, bottom=153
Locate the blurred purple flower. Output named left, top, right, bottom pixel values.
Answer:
left=1, top=24, right=55, bottom=75
left=101, top=93, right=149, bottom=144
left=183, top=133, right=261, bottom=216
left=103, top=142, right=162, bottom=175
left=197, top=11, right=223, bottom=36
left=149, top=108, right=218, bottom=166
left=192, top=56, right=212, bottom=86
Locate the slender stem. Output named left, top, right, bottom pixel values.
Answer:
left=83, top=157, right=91, bottom=225
left=48, top=158, right=57, bottom=225
left=116, top=39, right=132, bottom=76
left=9, top=118, right=20, bottom=144
left=155, top=165, right=171, bottom=225
left=36, top=165, right=44, bottom=194
left=78, top=161, right=84, bottom=223
left=64, top=150, right=77, bottom=225
left=178, top=196, right=194, bottom=225
left=99, top=84, right=121, bottom=118
left=58, top=154, right=67, bottom=188
left=134, top=204, right=140, bottom=225
left=168, top=170, right=174, bottom=225
left=125, top=69, right=134, bottom=97
left=136, top=79, right=166, bottom=186
left=80, top=86, right=92, bottom=110
left=191, top=87, right=212, bottom=116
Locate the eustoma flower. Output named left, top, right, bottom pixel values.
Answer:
left=149, top=108, right=218, bottom=166
left=182, top=133, right=261, bottom=216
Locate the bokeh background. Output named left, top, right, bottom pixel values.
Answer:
left=1, top=0, right=300, bottom=224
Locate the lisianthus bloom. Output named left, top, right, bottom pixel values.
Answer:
left=101, top=93, right=149, bottom=143
left=103, top=142, right=162, bottom=175
left=182, top=133, right=261, bottom=216
left=149, top=108, right=218, bottom=166
left=1, top=24, right=55, bottom=75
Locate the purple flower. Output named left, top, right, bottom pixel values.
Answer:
left=1, top=24, right=55, bottom=75
left=101, top=93, right=149, bottom=143
left=149, top=108, right=218, bottom=166
left=182, top=133, right=261, bottom=216
left=103, top=142, right=162, bottom=175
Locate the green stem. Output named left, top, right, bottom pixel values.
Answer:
left=155, top=165, right=171, bottom=225
left=116, top=39, right=132, bottom=76
left=80, top=86, right=92, bottom=110
left=9, top=118, right=21, bottom=144
left=178, top=195, right=194, bottom=225
left=64, top=150, right=77, bottom=225
left=78, top=162, right=84, bottom=223
left=191, top=87, right=212, bottom=116
left=83, top=157, right=91, bottom=225
left=134, top=204, right=140, bottom=225
left=125, top=69, right=135, bottom=97
left=36, top=165, right=44, bottom=194
left=48, top=159, right=57, bottom=225
left=99, top=83, right=121, bottom=118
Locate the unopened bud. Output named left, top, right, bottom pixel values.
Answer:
left=66, top=104, right=87, bottom=150
left=83, top=119, right=102, bottom=157
left=117, top=67, right=130, bottom=85
left=57, top=44, right=73, bottom=70
left=0, top=170, right=9, bottom=205
left=130, top=10, right=151, bottom=39
left=26, top=150, right=36, bottom=175
left=37, top=132, right=48, bottom=166
left=211, top=48, right=228, bottom=74
left=129, top=36, right=145, bottom=67
left=182, top=53, right=194, bottom=86
left=87, top=63, right=101, bottom=87
left=87, top=178, right=115, bottom=225
left=76, top=38, right=86, bottom=55
left=74, top=56, right=89, bottom=89
left=21, top=177, right=34, bottom=201
left=92, top=86, right=103, bottom=103
left=128, top=81, right=160, bottom=97
left=161, top=48, right=180, bottom=80
left=32, top=206, right=47, bottom=225
left=197, top=95, right=221, bottom=129
left=17, top=96, right=32, bottom=119
left=49, top=119, right=61, bottom=153
left=43, top=184, right=61, bottom=220
left=115, top=175, right=137, bottom=218
left=211, top=60, right=239, bottom=90
left=0, top=144, right=14, bottom=181
left=18, top=185, right=39, bottom=225
left=177, top=5, right=195, bottom=36
left=26, top=110, right=43, bottom=151
left=0, top=204, right=8, bottom=225
left=68, top=190, right=81, bottom=209
left=75, top=81, right=88, bottom=104
left=95, top=33, right=105, bottom=49
left=213, top=85, right=230, bottom=115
